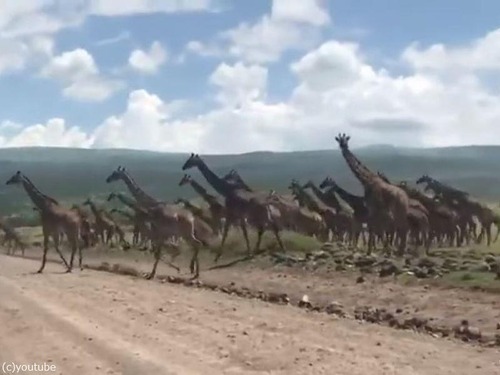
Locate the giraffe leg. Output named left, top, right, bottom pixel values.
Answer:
left=52, top=232, right=71, bottom=272
left=189, top=242, right=201, bottom=279
left=253, top=226, right=265, bottom=256
left=239, top=219, right=251, bottom=257
left=271, top=223, right=285, bottom=252
left=37, top=233, right=50, bottom=273
left=215, top=217, right=232, bottom=262
left=145, top=243, right=161, bottom=280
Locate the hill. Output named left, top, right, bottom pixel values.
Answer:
left=0, top=145, right=499, bottom=218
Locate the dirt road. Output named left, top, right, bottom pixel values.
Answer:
left=0, top=255, right=498, bottom=375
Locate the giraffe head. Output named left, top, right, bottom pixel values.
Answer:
left=416, top=175, right=435, bottom=194
left=416, top=174, right=431, bottom=185
left=106, top=166, right=127, bottom=183
left=319, top=177, right=336, bottom=189
left=222, top=169, right=251, bottom=190
left=288, top=179, right=301, bottom=192
left=178, top=174, right=192, bottom=186
left=182, top=153, right=203, bottom=170
left=335, top=133, right=351, bottom=150
left=6, top=171, right=23, bottom=185
left=302, top=180, right=315, bottom=190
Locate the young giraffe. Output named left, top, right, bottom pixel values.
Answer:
left=5, top=171, right=82, bottom=273
left=303, top=180, right=357, bottom=244
left=70, top=204, right=98, bottom=248
left=319, top=177, right=369, bottom=246
left=178, top=174, right=226, bottom=235
left=0, top=219, right=26, bottom=257
left=107, top=192, right=153, bottom=247
left=106, top=167, right=211, bottom=279
left=83, top=198, right=116, bottom=245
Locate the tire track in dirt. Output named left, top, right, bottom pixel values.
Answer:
left=1, top=255, right=499, bottom=375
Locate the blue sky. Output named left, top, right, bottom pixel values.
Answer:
left=0, top=0, right=499, bottom=153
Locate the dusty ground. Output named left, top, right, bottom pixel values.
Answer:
left=18, top=244, right=500, bottom=340
left=1, top=253, right=500, bottom=375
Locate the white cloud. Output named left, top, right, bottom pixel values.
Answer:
left=87, top=0, right=216, bottom=16
left=0, top=0, right=218, bottom=80
left=0, top=118, right=91, bottom=148
left=185, top=40, right=222, bottom=57
left=209, top=62, right=268, bottom=106
left=40, top=48, right=123, bottom=101
left=4, top=28, right=500, bottom=153
left=95, top=31, right=131, bottom=46
left=0, top=0, right=218, bottom=37
left=402, top=29, right=500, bottom=74
left=188, top=0, right=329, bottom=64
left=291, top=41, right=376, bottom=91
left=128, top=41, right=167, bottom=74
left=271, top=0, right=330, bottom=26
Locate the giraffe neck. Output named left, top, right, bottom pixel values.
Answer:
left=194, top=161, right=231, bottom=197
left=329, top=185, right=365, bottom=211
left=21, top=178, right=52, bottom=210
left=116, top=194, right=142, bottom=211
left=180, top=199, right=204, bottom=215
left=189, top=179, right=217, bottom=203
left=120, top=172, right=158, bottom=206
left=407, top=188, right=436, bottom=207
left=295, top=189, right=320, bottom=212
left=309, top=183, right=341, bottom=211
left=87, top=202, right=103, bottom=219
left=340, top=147, right=378, bottom=188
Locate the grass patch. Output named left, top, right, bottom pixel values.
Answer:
left=439, top=271, right=500, bottom=292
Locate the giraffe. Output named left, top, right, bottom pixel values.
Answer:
left=302, top=180, right=357, bottom=244
left=106, top=166, right=162, bottom=208
left=377, top=172, right=430, bottom=254
left=288, top=179, right=336, bottom=241
left=397, top=181, right=461, bottom=247
left=5, top=171, right=82, bottom=273
left=174, top=198, right=219, bottom=235
left=319, top=177, right=369, bottom=246
left=83, top=198, right=116, bottom=245
left=417, top=175, right=499, bottom=246
left=109, top=207, right=149, bottom=247
left=182, top=153, right=284, bottom=262
left=178, top=174, right=226, bottom=235
left=107, top=192, right=151, bottom=247
left=223, top=169, right=253, bottom=191
left=335, top=134, right=410, bottom=255
left=70, top=204, right=98, bottom=248
left=266, top=189, right=325, bottom=237
left=106, top=168, right=212, bottom=279
left=416, top=175, right=476, bottom=245
left=220, top=169, right=299, bottom=232
left=0, top=219, right=26, bottom=257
